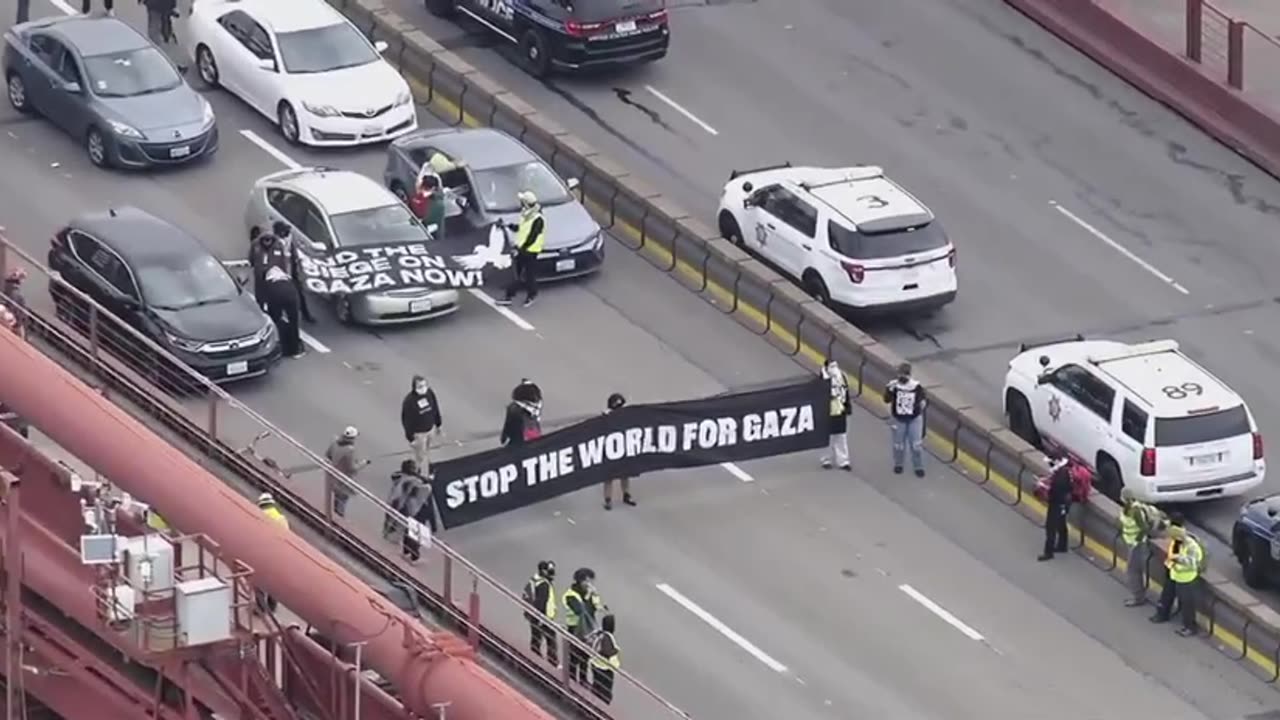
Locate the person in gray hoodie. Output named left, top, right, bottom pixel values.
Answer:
left=324, top=426, right=369, bottom=518
left=384, top=459, right=426, bottom=538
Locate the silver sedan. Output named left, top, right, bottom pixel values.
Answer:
left=243, top=167, right=459, bottom=326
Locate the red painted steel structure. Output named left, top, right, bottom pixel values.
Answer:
left=0, top=326, right=551, bottom=719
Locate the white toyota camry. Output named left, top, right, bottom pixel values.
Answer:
left=188, top=0, right=417, bottom=147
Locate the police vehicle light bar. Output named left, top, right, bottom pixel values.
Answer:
left=1018, top=334, right=1085, bottom=353
left=1087, top=339, right=1180, bottom=365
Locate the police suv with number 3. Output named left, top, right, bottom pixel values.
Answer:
left=1003, top=336, right=1264, bottom=504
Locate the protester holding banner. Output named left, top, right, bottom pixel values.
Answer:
left=820, top=359, right=852, bottom=472
left=384, top=459, right=427, bottom=538
left=401, top=376, right=444, bottom=476
left=602, top=393, right=636, bottom=510
left=501, top=380, right=543, bottom=446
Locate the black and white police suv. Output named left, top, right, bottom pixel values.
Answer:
left=717, top=164, right=957, bottom=315
left=1003, top=336, right=1265, bottom=503
left=425, top=0, right=669, bottom=76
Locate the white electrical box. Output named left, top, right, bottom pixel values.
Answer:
left=175, top=577, right=232, bottom=647
left=104, top=584, right=136, bottom=622
left=79, top=534, right=125, bottom=565
left=122, top=534, right=174, bottom=593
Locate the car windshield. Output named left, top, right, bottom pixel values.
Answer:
left=83, top=47, right=182, bottom=98
left=1154, top=406, right=1251, bottom=447
left=137, top=253, right=239, bottom=310
left=827, top=220, right=950, bottom=260
left=277, top=23, right=379, bottom=74
left=330, top=204, right=428, bottom=246
left=573, top=0, right=664, bottom=22
left=472, top=162, right=570, bottom=213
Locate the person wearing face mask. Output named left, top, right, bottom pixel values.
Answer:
left=502, top=379, right=543, bottom=446
left=496, top=191, right=546, bottom=309
left=249, top=229, right=304, bottom=358
left=820, top=359, right=852, bottom=471
left=400, top=375, right=444, bottom=476
left=602, top=393, right=636, bottom=510
left=883, top=362, right=927, bottom=477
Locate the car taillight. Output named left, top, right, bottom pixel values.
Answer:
left=565, top=20, right=605, bottom=36
left=842, top=261, right=865, bottom=284
left=1254, top=432, right=1264, bottom=460
left=647, top=9, right=668, bottom=23
left=947, top=248, right=956, bottom=267
left=1140, top=448, right=1156, bottom=476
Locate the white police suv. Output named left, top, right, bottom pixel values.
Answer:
left=717, top=164, right=957, bottom=314
left=1003, top=336, right=1264, bottom=503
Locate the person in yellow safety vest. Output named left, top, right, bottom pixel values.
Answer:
left=587, top=614, right=621, bottom=705
left=522, top=560, right=559, bottom=665
left=145, top=509, right=170, bottom=533
left=256, top=493, right=288, bottom=612
left=496, top=191, right=545, bottom=309
left=1120, top=488, right=1168, bottom=607
left=563, top=567, right=605, bottom=685
left=1150, top=520, right=1203, bottom=636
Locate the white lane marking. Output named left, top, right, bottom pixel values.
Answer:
left=720, top=462, right=754, bottom=482
left=300, top=331, right=330, bottom=353
left=48, top=0, right=76, bottom=15
left=1049, top=202, right=1190, bottom=295
left=239, top=129, right=302, bottom=169
left=898, top=584, right=985, bottom=642
left=655, top=583, right=788, bottom=673
left=467, top=289, right=535, bottom=331
left=643, top=86, right=719, bottom=136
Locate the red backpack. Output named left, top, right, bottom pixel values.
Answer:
left=1034, top=460, right=1094, bottom=502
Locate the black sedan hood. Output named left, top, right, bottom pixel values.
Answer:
left=152, top=295, right=266, bottom=342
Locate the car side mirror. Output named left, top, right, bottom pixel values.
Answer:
left=374, top=40, right=389, bottom=54
left=63, top=81, right=82, bottom=94
left=255, top=57, right=275, bottom=72
left=1036, top=373, right=1052, bottom=386
left=566, top=177, right=580, bottom=191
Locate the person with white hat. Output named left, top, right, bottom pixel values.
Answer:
left=496, top=190, right=546, bottom=308
left=324, top=426, right=369, bottom=518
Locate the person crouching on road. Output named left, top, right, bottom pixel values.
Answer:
left=1120, top=488, right=1168, bottom=607
left=502, top=380, right=544, bottom=446
left=1150, top=519, right=1204, bottom=636
left=270, top=221, right=315, bottom=324
left=324, top=426, right=369, bottom=518
left=523, top=560, right=558, bottom=665
left=496, top=191, right=546, bottom=309
left=884, top=362, right=927, bottom=477
left=401, top=375, right=443, bottom=477
left=820, top=359, right=852, bottom=471
left=1038, top=453, right=1072, bottom=561
left=250, top=231, right=304, bottom=358
left=588, top=614, right=621, bottom=704
left=603, top=393, right=636, bottom=510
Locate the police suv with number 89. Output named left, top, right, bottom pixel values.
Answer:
left=1003, top=336, right=1264, bottom=504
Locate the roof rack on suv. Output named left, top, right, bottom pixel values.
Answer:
left=1018, top=334, right=1085, bottom=353
left=798, top=166, right=883, bottom=192
left=729, top=162, right=792, bottom=181
left=1087, top=339, right=1181, bottom=365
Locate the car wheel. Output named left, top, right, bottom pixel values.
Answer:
left=196, top=45, right=220, bottom=88
left=6, top=73, right=31, bottom=114
left=519, top=29, right=552, bottom=78
left=719, top=211, right=744, bottom=248
left=1096, top=456, right=1123, bottom=502
left=335, top=296, right=355, bottom=325
left=85, top=127, right=109, bottom=168
left=802, top=270, right=831, bottom=305
left=424, top=0, right=457, bottom=17
left=1241, top=536, right=1268, bottom=589
left=1005, top=391, right=1040, bottom=447
left=277, top=102, right=301, bottom=145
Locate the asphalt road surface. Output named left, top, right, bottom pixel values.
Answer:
left=388, top=0, right=1280, bottom=543
left=3, top=1, right=1280, bottom=717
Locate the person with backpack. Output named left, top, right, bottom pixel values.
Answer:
left=1120, top=488, right=1167, bottom=607
left=1150, top=519, right=1205, bottom=637
left=501, top=379, right=543, bottom=446
left=523, top=560, right=558, bottom=665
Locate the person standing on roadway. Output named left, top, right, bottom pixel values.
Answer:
left=502, top=380, right=543, bottom=446
left=564, top=567, right=605, bottom=685
left=588, top=614, right=621, bottom=705
left=1037, top=454, right=1072, bottom=562
left=1150, top=519, right=1204, bottom=636
left=496, top=191, right=546, bottom=309
left=1120, top=488, right=1167, bottom=606
left=398, top=483, right=430, bottom=564
left=523, top=560, right=559, bottom=666
left=324, top=426, right=369, bottom=519
left=603, top=393, right=636, bottom=510
left=884, top=362, right=927, bottom=477
left=256, top=493, right=288, bottom=612
left=401, top=375, right=444, bottom=476
left=820, top=359, right=852, bottom=471
left=249, top=230, right=305, bottom=359
left=384, top=459, right=426, bottom=538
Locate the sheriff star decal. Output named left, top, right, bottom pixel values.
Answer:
left=754, top=223, right=768, bottom=246
left=1048, top=395, right=1062, bottom=422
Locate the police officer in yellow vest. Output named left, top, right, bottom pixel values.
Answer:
left=563, top=567, right=604, bottom=684
left=256, top=493, right=289, bottom=612
left=497, top=191, right=546, bottom=309
left=523, top=560, right=558, bottom=665
left=1150, top=520, right=1203, bottom=636
left=588, top=614, right=621, bottom=705
left=1120, top=488, right=1167, bottom=607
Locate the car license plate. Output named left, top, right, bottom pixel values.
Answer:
left=556, top=259, right=576, bottom=273
left=1190, top=452, right=1224, bottom=466
left=226, top=361, right=249, bottom=376
left=615, top=20, right=637, bottom=33
left=410, top=299, right=433, bottom=313
left=169, top=145, right=191, bottom=159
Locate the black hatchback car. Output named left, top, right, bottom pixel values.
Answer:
left=48, top=207, right=280, bottom=389
left=427, top=0, right=669, bottom=76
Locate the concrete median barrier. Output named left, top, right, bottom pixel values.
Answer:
left=326, top=0, right=1280, bottom=683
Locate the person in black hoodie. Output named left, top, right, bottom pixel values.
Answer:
left=602, top=393, right=635, bottom=510
left=401, top=375, right=444, bottom=476
left=1038, top=453, right=1073, bottom=561
left=501, top=379, right=543, bottom=446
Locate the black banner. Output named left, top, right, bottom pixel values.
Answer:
left=297, top=226, right=512, bottom=295
left=432, top=378, right=829, bottom=528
